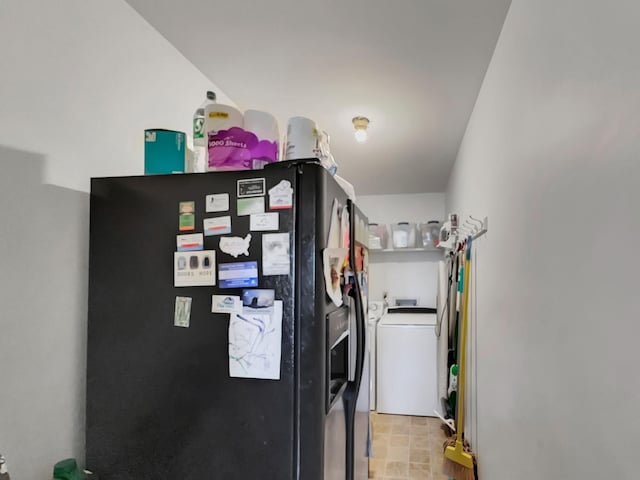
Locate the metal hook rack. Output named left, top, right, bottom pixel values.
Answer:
left=468, top=215, right=488, bottom=241
left=437, top=214, right=488, bottom=251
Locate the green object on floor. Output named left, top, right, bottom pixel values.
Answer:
left=53, top=458, right=80, bottom=480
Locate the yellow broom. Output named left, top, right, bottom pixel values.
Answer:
left=443, top=240, right=476, bottom=479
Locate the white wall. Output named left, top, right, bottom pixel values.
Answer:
left=358, top=193, right=445, bottom=306
left=0, top=1, right=234, bottom=478
left=446, top=1, right=640, bottom=479
left=0, top=0, right=235, bottom=193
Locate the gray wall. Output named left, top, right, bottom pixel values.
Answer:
left=446, top=1, right=640, bottom=479
left=0, top=147, right=89, bottom=478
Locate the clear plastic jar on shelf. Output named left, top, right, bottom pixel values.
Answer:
left=419, top=220, right=441, bottom=248
left=391, top=222, right=416, bottom=249
left=368, top=223, right=388, bottom=250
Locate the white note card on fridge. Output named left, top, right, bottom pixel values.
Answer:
left=228, top=300, right=283, bottom=380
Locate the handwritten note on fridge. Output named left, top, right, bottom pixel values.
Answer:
left=228, top=300, right=283, bottom=380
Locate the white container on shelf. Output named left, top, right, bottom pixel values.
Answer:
left=391, top=222, right=416, bottom=249
left=368, top=223, right=388, bottom=250
left=419, top=221, right=441, bottom=248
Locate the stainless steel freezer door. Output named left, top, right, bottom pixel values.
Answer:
left=324, top=394, right=346, bottom=480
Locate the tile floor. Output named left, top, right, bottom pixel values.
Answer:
left=369, top=412, right=449, bottom=480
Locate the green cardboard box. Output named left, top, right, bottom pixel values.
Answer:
left=144, top=129, right=185, bottom=174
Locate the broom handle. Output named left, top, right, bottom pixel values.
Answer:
left=456, top=239, right=472, bottom=438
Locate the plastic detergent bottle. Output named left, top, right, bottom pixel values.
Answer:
left=192, top=91, right=217, bottom=172
left=448, top=364, right=459, bottom=396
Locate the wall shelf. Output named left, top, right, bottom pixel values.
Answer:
left=370, top=247, right=442, bottom=254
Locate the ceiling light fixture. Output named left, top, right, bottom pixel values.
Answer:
left=352, top=116, right=370, bottom=144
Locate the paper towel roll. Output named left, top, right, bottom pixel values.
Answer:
left=204, top=104, right=244, bottom=137
left=244, top=109, right=279, bottom=142
left=285, top=116, right=320, bottom=160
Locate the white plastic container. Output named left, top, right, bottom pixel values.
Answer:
left=368, top=224, right=388, bottom=250
left=419, top=220, right=441, bottom=248
left=284, top=116, right=321, bottom=160
left=391, top=222, right=416, bottom=249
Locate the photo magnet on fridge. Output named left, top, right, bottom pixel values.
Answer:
left=178, top=201, right=195, bottom=231
left=174, top=251, right=216, bottom=287
left=242, top=289, right=275, bottom=313
left=323, top=248, right=348, bottom=307
left=205, top=193, right=230, bottom=213
left=237, top=178, right=266, bottom=198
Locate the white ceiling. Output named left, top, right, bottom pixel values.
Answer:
left=126, top=0, right=511, bottom=194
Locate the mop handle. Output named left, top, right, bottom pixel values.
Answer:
left=455, top=238, right=472, bottom=437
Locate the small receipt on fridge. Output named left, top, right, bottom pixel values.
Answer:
left=262, top=233, right=290, bottom=276
left=174, top=296, right=192, bottom=327
left=212, top=294, right=242, bottom=314
left=206, top=193, right=230, bottom=213
left=250, top=212, right=279, bottom=231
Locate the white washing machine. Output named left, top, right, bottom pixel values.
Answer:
left=376, top=308, right=439, bottom=417
left=367, top=301, right=385, bottom=411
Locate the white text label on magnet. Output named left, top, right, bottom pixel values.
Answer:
left=174, top=251, right=216, bottom=287
left=177, top=233, right=204, bottom=252
left=250, top=212, right=279, bottom=231
left=269, top=179, right=293, bottom=210
left=212, top=295, right=242, bottom=314
left=174, top=296, right=192, bottom=327
left=237, top=178, right=266, bottom=197
left=219, top=234, right=252, bottom=258
left=204, top=216, right=232, bottom=236
left=206, top=193, right=230, bottom=213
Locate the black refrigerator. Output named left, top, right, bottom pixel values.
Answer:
left=86, top=160, right=370, bottom=480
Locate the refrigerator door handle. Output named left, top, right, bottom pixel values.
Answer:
left=342, top=200, right=367, bottom=480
